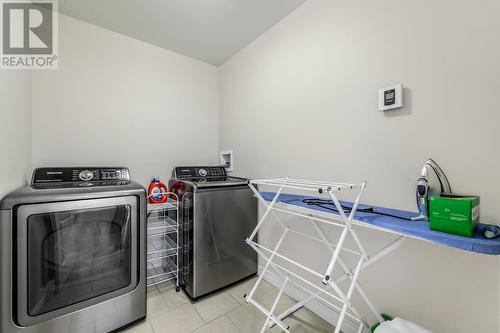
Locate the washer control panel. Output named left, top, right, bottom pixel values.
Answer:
left=79, top=170, right=94, bottom=181
left=32, top=167, right=131, bottom=185
left=174, top=166, right=227, bottom=179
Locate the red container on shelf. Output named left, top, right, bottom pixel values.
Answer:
left=169, top=181, right=186, bottom=201
left=147, top=177, right=168, bottom=204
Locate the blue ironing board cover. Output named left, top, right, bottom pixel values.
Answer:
left=260, top=192, right=500, bottom=255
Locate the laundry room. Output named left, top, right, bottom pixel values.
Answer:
left=1, top=1, right=499, bottom=333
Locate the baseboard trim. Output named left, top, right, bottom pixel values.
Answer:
left=258, top=267, right=363, bottom=333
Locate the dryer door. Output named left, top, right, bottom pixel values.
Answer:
left=15, top=196, right=139, bottom=327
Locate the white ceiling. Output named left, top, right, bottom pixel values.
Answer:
left=58, top=0, right=306, bottom=66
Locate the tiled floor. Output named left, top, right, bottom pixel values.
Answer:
left=123, top=277, right=333, bottom=333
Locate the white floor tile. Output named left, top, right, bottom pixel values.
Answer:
left=227, top=276, right=275, bottom=304
left=193, top=291, right=240, bottom=323
left=149, top=303, right=204, bottom=333
left=146, top=293, right=169, bottom=318
left=122, top=320, right=154, bottom=333
left=159, top=287, right=190, bottom=309
left=191, top=315, right=239, bottom=333
left=269, top=308, right=333, bottom=333
left=226, top=302, right=269, bottom=333
left=146, top=277, right=334, bottom=333
left=255, top=287, right=297, bottom=315
left=147, top=286, right=160, bottom=297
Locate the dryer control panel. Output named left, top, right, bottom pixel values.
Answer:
left=32, top=167, right=130, bottom=184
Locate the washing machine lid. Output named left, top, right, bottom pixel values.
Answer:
left=190, top=176, right=248, bottom=188
left=171, top=166, right=248, bottom=189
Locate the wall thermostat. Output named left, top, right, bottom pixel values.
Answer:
left=378, top=84, right=403, bottom=111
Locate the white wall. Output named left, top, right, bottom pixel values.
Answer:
left=220, top=0, right=500, bottom=332
left=32, top=15, right=220, bottom=187
left=0, top=71, right=32, bottom=197
left=4, top=4, right=499, bottom=331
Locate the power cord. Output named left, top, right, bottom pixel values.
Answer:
left=302, top=198, right=412, bottom=221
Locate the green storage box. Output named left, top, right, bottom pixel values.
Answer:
left=429, top=194, right=480, bottom=237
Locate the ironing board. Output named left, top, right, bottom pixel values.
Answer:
left=259, top=192, right=500, bottom=255
left=243, top=178, right=499, bottom=333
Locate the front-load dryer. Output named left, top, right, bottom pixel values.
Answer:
left=0, top=167, right=146, bottom=333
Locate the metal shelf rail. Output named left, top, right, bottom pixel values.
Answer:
left=245, top=177, right=389, bottom=333
left=146, top=192, right=181, bottom=291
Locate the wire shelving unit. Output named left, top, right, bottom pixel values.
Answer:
left=245, top=177, right=388, bottom=333
left=146, top=192, right=180, bottom=291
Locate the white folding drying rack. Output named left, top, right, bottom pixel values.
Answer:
left=245, top=177, right=402, bottom=333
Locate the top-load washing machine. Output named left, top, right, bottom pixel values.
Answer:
left=0, top=167, right=146, bottom=333
left=170, top=166, right=257, bottom=300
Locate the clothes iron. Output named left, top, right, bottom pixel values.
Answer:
left=412, top=159, right=452, bottom=221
